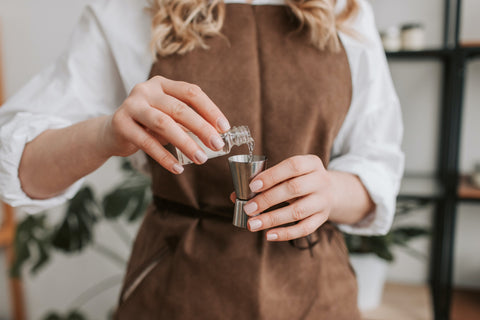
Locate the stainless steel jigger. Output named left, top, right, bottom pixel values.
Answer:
left=228, top=155, right=267, bottom=228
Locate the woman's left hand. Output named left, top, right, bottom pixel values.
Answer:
left=231, top=155, right=333, bottom=241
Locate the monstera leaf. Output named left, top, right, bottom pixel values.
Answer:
left=102, top=171, right=151, bottom=222
left=51, top=186, right=100, bottom=252
left=11, top=214, right=51, bottom=277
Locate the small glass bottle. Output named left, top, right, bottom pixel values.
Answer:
left=175, top=125, right=254, bottom=165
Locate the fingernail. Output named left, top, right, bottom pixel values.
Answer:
left=248, top=219, right=262, bottom=231
left=250, top=180, right=263, bottom=192
left=217, top=118, right=231, bottom=132
left=173, top=163, right=184, bottom=174
left=194, top=150, right=208, bottom=164
left=243, top=202, right=258, bottom=215
left=210, top=135, right=225, bottom=150
left=267, top=233, right=278, bottom=241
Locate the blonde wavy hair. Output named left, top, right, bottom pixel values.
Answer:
left=148, top=0, right=358, bottom=58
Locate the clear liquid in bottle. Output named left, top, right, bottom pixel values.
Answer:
left=175, top=126, right=255, bottom=165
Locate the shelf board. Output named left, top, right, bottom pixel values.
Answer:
left=398, top=176, right=443, bottom=201
left=464, top=46, right=480, bottom=59
left=457, top=175, right=480, bottom=202
left=386, top=49, right=453, bottom=59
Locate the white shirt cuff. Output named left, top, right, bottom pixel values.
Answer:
left=0, top=112, right=84, bottom=214
left=328, top=154, right=399, bottom=236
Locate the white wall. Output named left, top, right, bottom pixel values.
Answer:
left=0, top=0, right=480, bottom=318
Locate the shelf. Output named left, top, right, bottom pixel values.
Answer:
left=385, top=47, right=480, bottom=60
left=464, top=46, right=480, bottom=59
left=457, top=175, right=480, bottom=202
left=386, top=49, right=453, bottom=59
left=398, top=176, right=444, bottom=201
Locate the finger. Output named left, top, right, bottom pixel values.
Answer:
left=131, top=103, right=209, bottom=165
left=243, top=173, right=319, bottom=216
left=247, top=197, right=321, bottom=232
left=229, top=192, right=236, bottom=203
left=265, top=212, right=329, bottom=242
left=155, top=94, right=226, bottom=151
left=145, top=128, right=169, bottom=146
left=248, top=155, right=323, bottom=193
left=123, top=118, right=184, bottom=174
left=150, top=76, right=231, bottom=133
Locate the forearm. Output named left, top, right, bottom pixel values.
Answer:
left=327, top=170, right=375, bottom=225
left=19, top=116, right=111, bottom=199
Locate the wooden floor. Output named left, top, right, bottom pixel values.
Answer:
left=362, top=282, right=480, bottom=320
left=362, top=283, right=433, bottom=320
left=452, top=288, right=480, bottom=320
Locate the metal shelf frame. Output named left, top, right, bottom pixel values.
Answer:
left=386, top=0, right=478, bottom=319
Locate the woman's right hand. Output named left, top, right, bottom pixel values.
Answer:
left=101, top=76, right=231, bottom=174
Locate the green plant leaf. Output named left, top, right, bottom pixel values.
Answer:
left=343, top=225, right=429, bottom=263
left=391, top=227, right=430, bottom=246
left=42, top=310, right=87, bottom=320
left=102, top=174, right=151, bottom=222
left=11, top=214, right=51, bottom=277
left=43, top=313, right=62, bottom=320
left=67, top=310, right=88, bottom=320
left=51, top=186, right=100, bottom=253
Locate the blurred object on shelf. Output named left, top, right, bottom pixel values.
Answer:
left=458, top=175, right=480, bottom=199
left=471, top=163, right=480, bottom=189
left=401, top=23, right=426, bottom=51
left=461, top=41, right=480, bottom=48
left=380, top=26, right=401, bottom=51
left=380, top=23, right=426, bottom=52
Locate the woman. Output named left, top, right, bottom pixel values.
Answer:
left=0, top=0, right=404, bottom=318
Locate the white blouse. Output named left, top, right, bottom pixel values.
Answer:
left=0, top=0, right=404, bottom=235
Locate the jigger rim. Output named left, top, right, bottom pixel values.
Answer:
left=228, top=155, right=267, bottom=163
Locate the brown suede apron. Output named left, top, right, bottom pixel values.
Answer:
left=115, top=4, right=360, bottom=319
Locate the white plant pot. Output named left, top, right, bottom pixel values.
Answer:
left=349, top=253, right=389, bottom=311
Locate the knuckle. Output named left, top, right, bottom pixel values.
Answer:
left=285, top=229, right=296, bottom=241
left=266, top=213, right=279, bottom=228
left=151, top=114, right=169, bottom=131
left=186, top=83, right=202, bottom=98
left=311, top=154, right=324, bottom=168
left=287, top=157, right=304, bottom=174
left=151, top=75, right=164, bottom=83
left=132, top=83, right=149, bottom=97
left=124, top=95, right=143, bottom=109
left=171, top=102, right=188, bottom=119
left=111, top=112, right=124, bottom=129
left=291, top=204, right=306, bottom=221
left=262, top=172, right=275, bottom=187
left=286, top=179, right=302, bottom=196
left=139, top=136, right=155, bottom=151
left=158, top=152, right=171, bottom=165
left=261, top=192, right=275, bottom=208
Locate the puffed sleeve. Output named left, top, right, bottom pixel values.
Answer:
left=0, top=5, right=127, bottom=214
left=329, top=0, right=405, bottom=235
